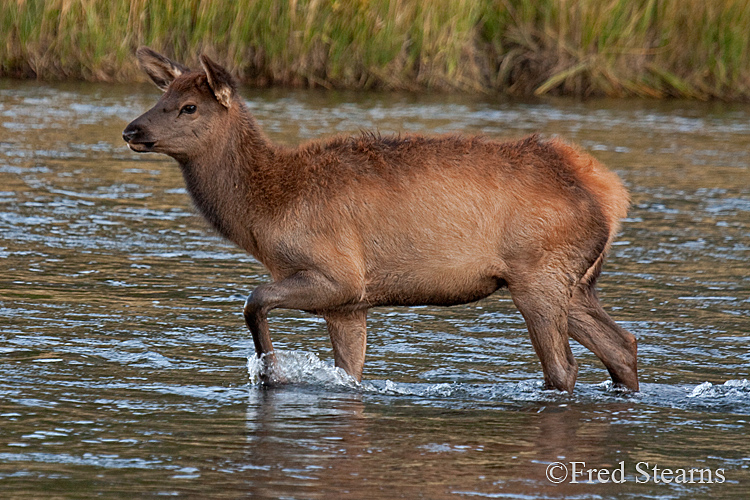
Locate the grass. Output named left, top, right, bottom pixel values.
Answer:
left=3, top=0, right=750, bottom=99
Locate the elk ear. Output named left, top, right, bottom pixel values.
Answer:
left=200, top=54, right=236, bottom=108
left=136, top=47, right=188, bottom=91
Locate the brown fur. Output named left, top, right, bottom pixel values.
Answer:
left=123, top=48, right=639, bottom=392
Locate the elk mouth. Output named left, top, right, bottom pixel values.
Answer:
left=127, top=141, right=156, bottom=153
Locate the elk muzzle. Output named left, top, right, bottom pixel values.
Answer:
left=122, top=121, right=156, bottom=152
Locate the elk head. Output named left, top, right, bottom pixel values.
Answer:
left=122, top=47, right=238, bottom=162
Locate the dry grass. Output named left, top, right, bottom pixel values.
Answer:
left=3, top=0, right=750, bottom=99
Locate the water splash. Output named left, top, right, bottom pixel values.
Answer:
left=246, top=351, right=750, bottom=414
left=688, top=379, right=750, bottom=399
left=247, top=350, right=359, bottom=388
left=360, top=378, right=551, bottom=402
left=246, top=350, right=586, bottom=405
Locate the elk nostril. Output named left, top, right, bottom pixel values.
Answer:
left=122, top=125, right=138, bottom=143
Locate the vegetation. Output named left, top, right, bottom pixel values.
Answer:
left=3, top=0, right=750, bottom=99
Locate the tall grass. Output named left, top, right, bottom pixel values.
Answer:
left=3, top=0, right=750, bottom=99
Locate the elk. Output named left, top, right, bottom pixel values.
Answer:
left=122, top=48, right=638, bottom=393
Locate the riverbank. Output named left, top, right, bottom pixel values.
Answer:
left=3, top=0, right=750, bottom=99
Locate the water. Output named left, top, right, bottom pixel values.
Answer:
left=0, top=80, right=748, bottom=498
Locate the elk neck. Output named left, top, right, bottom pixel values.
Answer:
left=176, top=101, right=281, bottom=258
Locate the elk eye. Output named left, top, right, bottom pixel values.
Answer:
left=180, top=104, right=197, bottom=115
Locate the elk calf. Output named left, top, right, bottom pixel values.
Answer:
left=123, top=48, right=639, bottom=393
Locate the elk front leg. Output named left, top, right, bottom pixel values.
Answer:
left=323, top=310, right=368, bottom=382
left=243, top=271, right=361, bottom=381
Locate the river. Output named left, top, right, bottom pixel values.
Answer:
left=0, top=81, right=748, bottom=498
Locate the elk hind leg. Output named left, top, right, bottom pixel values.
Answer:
left=567, top=283, right=639, bottom=391
left=510, top=281, right=578, bottom=393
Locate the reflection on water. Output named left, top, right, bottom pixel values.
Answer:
left=0, top=80, right=748, bottom=498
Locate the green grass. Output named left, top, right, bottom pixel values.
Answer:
left=3, top=0, right=750, bottom=99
